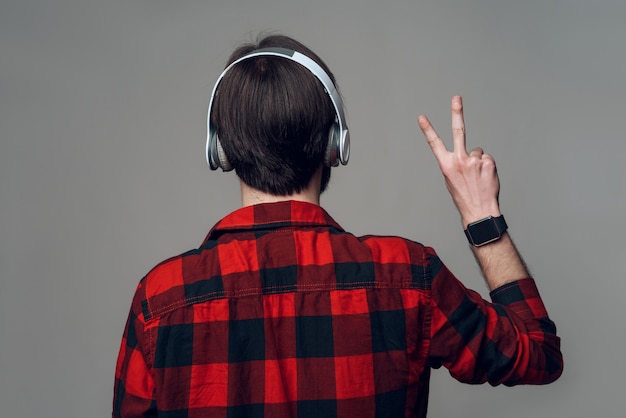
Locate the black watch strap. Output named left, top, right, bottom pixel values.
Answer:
left=464, top=215, right=508, bottom=247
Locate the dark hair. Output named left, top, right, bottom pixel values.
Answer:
left=210, top=34, right=339, bottom=195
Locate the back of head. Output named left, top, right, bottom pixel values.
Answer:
left=210, top=34, right=340, bottom=195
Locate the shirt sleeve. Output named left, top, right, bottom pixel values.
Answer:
left=113, top=282, right=156, bottom=417
left=425, top=248, right=563, bottom=386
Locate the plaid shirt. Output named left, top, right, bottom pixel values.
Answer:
left=113, top=201, right=562, bottom=418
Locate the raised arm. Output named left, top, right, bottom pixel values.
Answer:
left=419, top=96, right=562, bottom=386
left=418, top=96, right=528, bottom=290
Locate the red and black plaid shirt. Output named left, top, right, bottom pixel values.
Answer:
left=114, top=201, right=562, bottom=418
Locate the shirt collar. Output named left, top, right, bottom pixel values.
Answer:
left=203, top=200, right=345, bottom=243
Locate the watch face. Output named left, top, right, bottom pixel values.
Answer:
left=467, top=217, right=500, bottom=245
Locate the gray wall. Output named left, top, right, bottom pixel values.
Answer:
left=1, top=0, right=624, bottom=417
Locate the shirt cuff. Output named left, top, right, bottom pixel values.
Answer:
left=489, top=278, right=538, bottom=305
left=489, top=278, right=549, bottom=319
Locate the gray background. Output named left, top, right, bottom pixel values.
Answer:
left=1, top=0, right=624, bottom=417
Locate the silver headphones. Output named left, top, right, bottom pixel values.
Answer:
left=206, top=47, right=350, bottom=171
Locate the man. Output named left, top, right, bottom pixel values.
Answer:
left=113, top=34, right=562, bottom=418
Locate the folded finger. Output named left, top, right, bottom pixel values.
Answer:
left=469, top=147, right=484, bottom=158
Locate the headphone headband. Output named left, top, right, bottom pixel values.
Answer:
left=206, top=47, right=349, bottom=170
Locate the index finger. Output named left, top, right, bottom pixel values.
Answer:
left=418, top=114, right=448, bottom=162
left=451, top=95, right=467, bottom=155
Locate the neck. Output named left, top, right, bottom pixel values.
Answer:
left=240, top=168, right=322, bottom=207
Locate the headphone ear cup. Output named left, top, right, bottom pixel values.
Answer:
left=215, top=136, right=233, bottom=172
left=207, top=129, right=220, bottom=170
left=324, top=122, right=341, bottom=167
left=208, top=129, right=234, bottom=171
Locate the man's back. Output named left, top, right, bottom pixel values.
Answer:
left=113, top=201, right=561, bottom=418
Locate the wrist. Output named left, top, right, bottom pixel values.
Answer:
left=461, top=204, right=501, bottom=228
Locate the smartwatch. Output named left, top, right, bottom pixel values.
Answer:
left=464, top=215, right=508, bottom=247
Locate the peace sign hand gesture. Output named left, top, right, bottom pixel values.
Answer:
left=418, top=96, right=502, bottom=229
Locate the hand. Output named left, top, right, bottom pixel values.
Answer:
left=418, top=96, right=501, bottom=228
